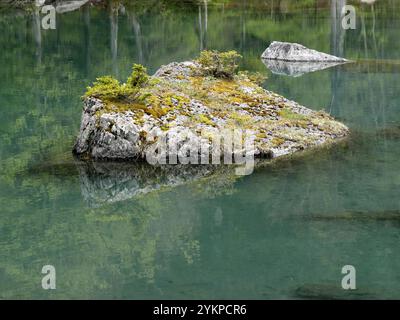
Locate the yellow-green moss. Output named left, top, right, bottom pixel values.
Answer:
left=103, top=101, right=146, bottom=113
left=237, top=70, right=267, bottom=85
left=256, top=132, right=267, bottom=139
left=229, top=112, right=253, bottom=127
left=196, top=114, right=215, bottom=126
left=163, top=93, right=190, bottom=108
left=278, top=108, right=307, bottom=121
left=271, top=137, right=285, bottom=147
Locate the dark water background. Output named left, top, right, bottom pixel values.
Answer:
left=1, top=0, right=400, bottom=299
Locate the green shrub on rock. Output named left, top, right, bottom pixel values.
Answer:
left=84, top=64, right=150, bottom=103
left=85, top=76, right=125, bottom=100
left=195, top=51, right=267, bottom=84
left=196, top=50, right=242, bottom=79
left=127, top=64, right=149, bottom=88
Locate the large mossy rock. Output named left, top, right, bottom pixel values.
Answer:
left=73, top=59, right=349, bottom=161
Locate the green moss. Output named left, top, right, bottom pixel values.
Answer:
left=278, top=108, right=307, bottom=121
left=144, top=95, right=172, bottom=118
left=237, top=70, right=267, bottom=85
left=256, top=132, right=267, bottom=139
left=229, top=112, right=253, bottom=127
left=164, top=93, right=189, bottom=108
left=147, top=105, right=171, bottom=118
left=160, top=125, right=170, bottom=131
left=311, top=117, right=347, bottom=133
left=271, top=137, right=285, bottom=146
left=210, top=79, right=238, bottom=94
left=197, top=114, right=214, bottom=126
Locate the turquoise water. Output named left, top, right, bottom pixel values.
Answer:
left=1, top=0, right=400, bottom=299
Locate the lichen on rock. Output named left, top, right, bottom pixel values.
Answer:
left=73, top=51, right=349, bottom=161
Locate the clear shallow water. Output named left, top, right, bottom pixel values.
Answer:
left=1, top=0, right=400, bottom=299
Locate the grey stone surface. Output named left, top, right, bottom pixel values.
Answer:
left=261, top=41, right=348, bottom=62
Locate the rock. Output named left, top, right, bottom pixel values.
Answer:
left=261, top=41, right=348, bottom=62
left=73, top=56, right=349, bottom=163
left=262, top=59, right=347, bottom=77
left=74, top=97, right=141, bottom=160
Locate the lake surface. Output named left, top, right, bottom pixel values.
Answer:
left=1, top=0, right=400, bottom=299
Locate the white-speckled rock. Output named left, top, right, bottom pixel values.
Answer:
left=73, top=59, right=349, bottom=161
left=261, top=41, right=348, bottom=62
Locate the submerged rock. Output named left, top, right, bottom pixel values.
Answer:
left=261, top=41, right=348, bottom=62
left=73, top=53, right=349, bottom=162
left=303, top=210, right=400, bottom=223
left=294, top=283, right=378, bottom=300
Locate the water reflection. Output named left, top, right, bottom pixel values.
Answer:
left=1, top=0, right=400, bottom=299
left=76, top=161, right=239, bottom=207
left=262, top=59, right=347, bottom=77
left=56, top=0, right=89, bottom=14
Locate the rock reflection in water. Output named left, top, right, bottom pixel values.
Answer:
left=75, top=160, right=241, bottom=207
left=262, top=59, right=348, bottom=77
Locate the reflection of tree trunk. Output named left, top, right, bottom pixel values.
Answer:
left=129, top=13, right=144, bottom=64
left=329, top=0, right=347, bottom=116
left=198, top=1, right=208, bottom=51
left=359, top=3, right=378, bottom=59
left=198, top=4, right=203, bottom=51
left=204, top=0, right=208, bottom=33
left=371, top=4, right=378, bottom=58
left=33, top=8, right=42, bottom=65
left=330, top=0, right=346, bottom=58
left=110, top=2, right=118, bottom=76
left=270, top=0, right=274, bottom=19
left=360, top=11, right=368, bottom=59
left=240, top=0, right=247, bottom=50
left=83, top=4, right=91, bottom=76
left=204, top=0, right=208, bottom=49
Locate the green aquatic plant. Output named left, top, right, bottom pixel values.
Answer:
left=196, top=50, right=242, bottom=79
